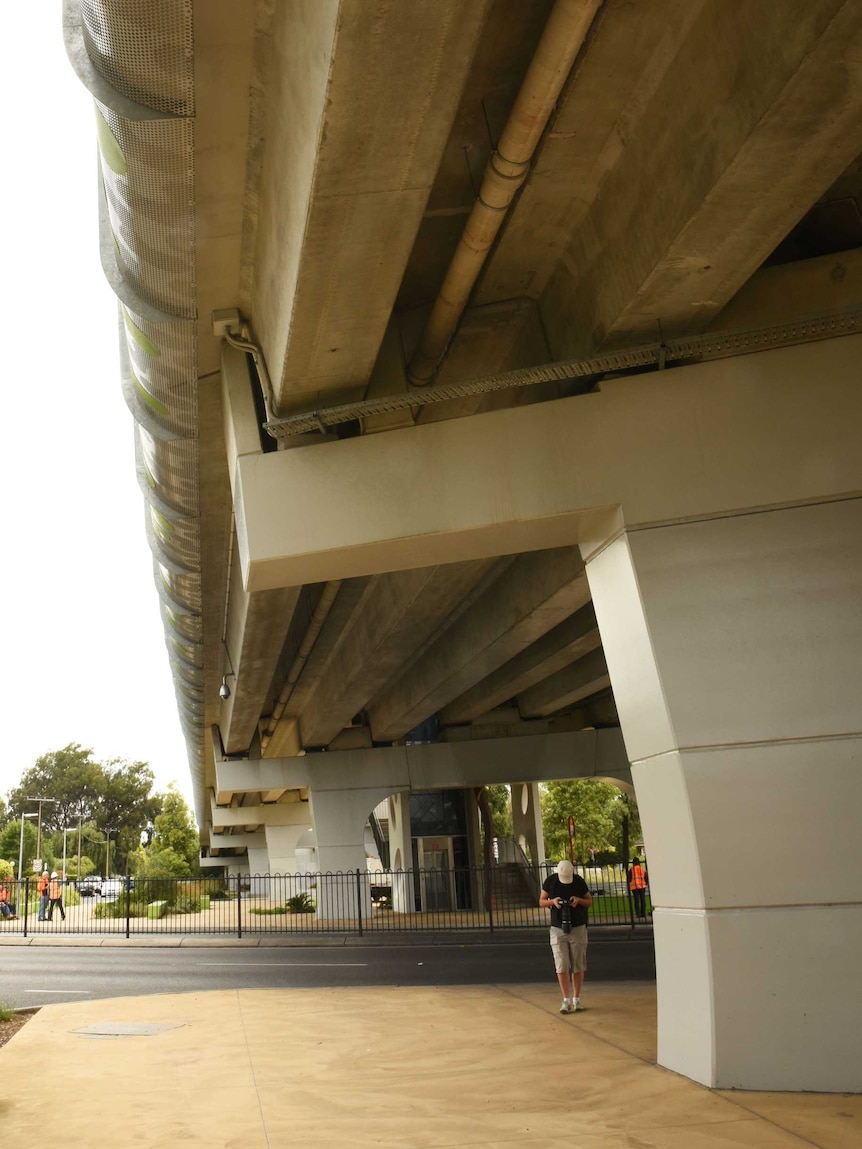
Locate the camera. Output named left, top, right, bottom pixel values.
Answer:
left=558, top=894, right=573, bottom=934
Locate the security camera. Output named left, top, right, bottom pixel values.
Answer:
left=219, top=680, right=231, bottom=701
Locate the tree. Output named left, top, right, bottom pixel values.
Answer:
left=0, top=858, right=13, bottom=880
left=0, top=819, right=38, bottom=875
left=6, top=747, right=160, bottom=873
left=0, top=795, right=7, bottom=828
left=484, top=785, right=513, bottom=839
left=6, top=745, right=104, bottom=831
left=150, top=785, right=199, bottom=873
left=541, top=780, right=619, bottom=864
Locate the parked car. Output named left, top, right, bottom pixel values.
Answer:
left=100, top=878, right=123, bottom=901
left=78, top=877, right=101, bottom=897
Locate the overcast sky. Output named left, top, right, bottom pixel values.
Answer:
left=0, top=6, right=195, bottom=809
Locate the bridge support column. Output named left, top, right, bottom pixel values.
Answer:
left=585, top=497, right=862, bottom=1091
left=309, top=783, right=393, bottom=920
left=511, top=782, right=545, bottom=866
left=263, top=822, right=314, bottom=874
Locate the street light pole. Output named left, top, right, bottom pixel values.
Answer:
left=105, top=828, right=117, bottom=877
left=27, top=797, right=59, bottom=870
left=17, top=813, right=38, bottom=883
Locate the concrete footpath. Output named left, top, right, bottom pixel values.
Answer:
left=1, top=980, right=859, bottom=1148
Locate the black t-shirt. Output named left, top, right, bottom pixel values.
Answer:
left=542, top=873, right=590, bottom=928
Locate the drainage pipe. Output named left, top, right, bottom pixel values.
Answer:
left=260, top=580, right=343, bottom=750
left=407, top=0, right=602, bottom=384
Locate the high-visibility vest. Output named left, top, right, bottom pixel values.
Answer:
left=48, top=880, right=62, bottom=899
left=38, top=875, right=49, bottom=895
left=630, top=863, right=647, bottom=890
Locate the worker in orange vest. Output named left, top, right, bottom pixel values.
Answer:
left=37, top=869, right=50, bottom=921
left=47, top=872, right=66, bottom=922
left=627, top=857, right=648, bottom=919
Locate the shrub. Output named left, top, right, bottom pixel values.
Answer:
left=172, top=894, right=201, bottom=914
left=286, top=892, right=315, bottom=914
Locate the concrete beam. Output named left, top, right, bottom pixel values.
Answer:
left=208, top=830, right=267, bottom=851
left=249, top=0, right=491, bottom=414
left=211, top=794, right=311, bottom=831
left=214, top=728, right=630, bottom=805
left=234, top=335, right=862, bottom=590
left=298, top=559, right=497, bottom=748
left=221, top=554, right=300, bottom=754
left=518, top=647, right=610, bottom=718
left=478, top=0, right=706, bottom=307
left=440, top=603, right=599, bottom=725
left=540, top=0, right=862, bottom=356
left=368, top=547, right=589, bottom=741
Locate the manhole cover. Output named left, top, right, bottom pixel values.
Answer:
left=73, top=1022, right=185, bottom=1039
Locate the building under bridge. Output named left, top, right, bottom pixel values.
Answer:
left=65, top=0, right=861, bottom=1092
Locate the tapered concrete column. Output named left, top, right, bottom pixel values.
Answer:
left=585, top=498, right=862, bottom=1091
left=511, top=782, right=545, bottom=865
left=264, top=822, right=314, bottom=874
left=387, top=792, right=414, bottom=912
left=309, top=783, right=393, bottom=920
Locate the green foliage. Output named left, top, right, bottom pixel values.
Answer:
left=250, top=906, right=288, bottom=915
left=0, top=1001, right=15, bottom=1022
left=0, top=820, right=37, bottom=872
left=0, top=859, right=13, bottom=880
left=172, top=893, right=201, bottom=914
left=0, top=796, right=7, bottom=827
left=5, top=746, right=160, bottom=873
left=286, top=892, right=315, bottom=913
left=484, top=785, right=513, bottom=839
left=150, top=785, right=199, bottom=874
left=143, top=846, right=191, bottom=879
left=541, top=780, right=628, bottom=864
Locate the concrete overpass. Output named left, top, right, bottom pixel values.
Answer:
left=65, top=0, right=861, bottom=1091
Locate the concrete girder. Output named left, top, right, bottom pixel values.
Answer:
left=539, top=0, right=862, bottom=357
left=367, top=546, right=590, bottom=742
left=263, top=577, right=371, bottom=756
left=476, top=0, right=706, bottom=306
left=234, top=335, right=862, bottom=591
left=298, top=558, right=498, bottom=748
left=517, top=647, right=610, bottom=718
left=247, top=0, right=492, bottom=414
left=440, top=603, right=599, bottom=725
left=220, top=564, right=301, bottom=754
left=213, top=728, right=631, bottom=807
left=208, top=830, right=266, bottom=852
left=210, top=794, right=310, bottom=831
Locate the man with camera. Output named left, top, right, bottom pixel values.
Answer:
left=540, top=859, right=592, bottom=1014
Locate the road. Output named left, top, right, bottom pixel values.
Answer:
left=0, top=936, right=653, bottom=1009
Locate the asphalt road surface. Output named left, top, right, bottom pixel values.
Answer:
left=0, top=936, right=653, bottom=1009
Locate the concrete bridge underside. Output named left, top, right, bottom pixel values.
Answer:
left=66, top=0, right=862, bottom=1093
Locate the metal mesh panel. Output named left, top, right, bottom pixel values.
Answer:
left=157, top=562, right=201, bottom=615
left=136, top=428, right=198, bottom=517
left=97, top=103, right=194, bottom=317
left=81, top=0, right=194, bottom=117
left=120, top=307, right=196, bottom=435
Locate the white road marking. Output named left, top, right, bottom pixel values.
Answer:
left=198, top=962, right=368, bottom=967
left=25, top=989, right=92, bottom=995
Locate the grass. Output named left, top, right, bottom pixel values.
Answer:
left=0, top=1001, right=14, bottom=1022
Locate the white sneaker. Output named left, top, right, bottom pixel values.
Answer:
left=560, top=999, right=575, bottom=1014
left=574, top=998, right=584, bottom=1011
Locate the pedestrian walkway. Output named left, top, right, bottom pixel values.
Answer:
left=1, top=982, right=858, bottom=1147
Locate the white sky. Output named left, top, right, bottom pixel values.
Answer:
left=0, top=6, right=195, bottom=810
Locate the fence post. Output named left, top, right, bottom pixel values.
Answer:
left=237, top=875, right=243, bottom=939
left=355, top=869, right=363, bottom=936
left=487, top=866, right=494, bottom=934
left=125, top=874, right=131, bottom=939
left=23, top=875, right=30, bottom=938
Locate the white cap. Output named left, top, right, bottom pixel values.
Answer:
left=556, top=860, right=574, bottom=883
left=50, top=871, right=58, bottom=878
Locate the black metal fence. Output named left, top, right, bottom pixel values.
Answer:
left=0, top=866, right=652, bottom=938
